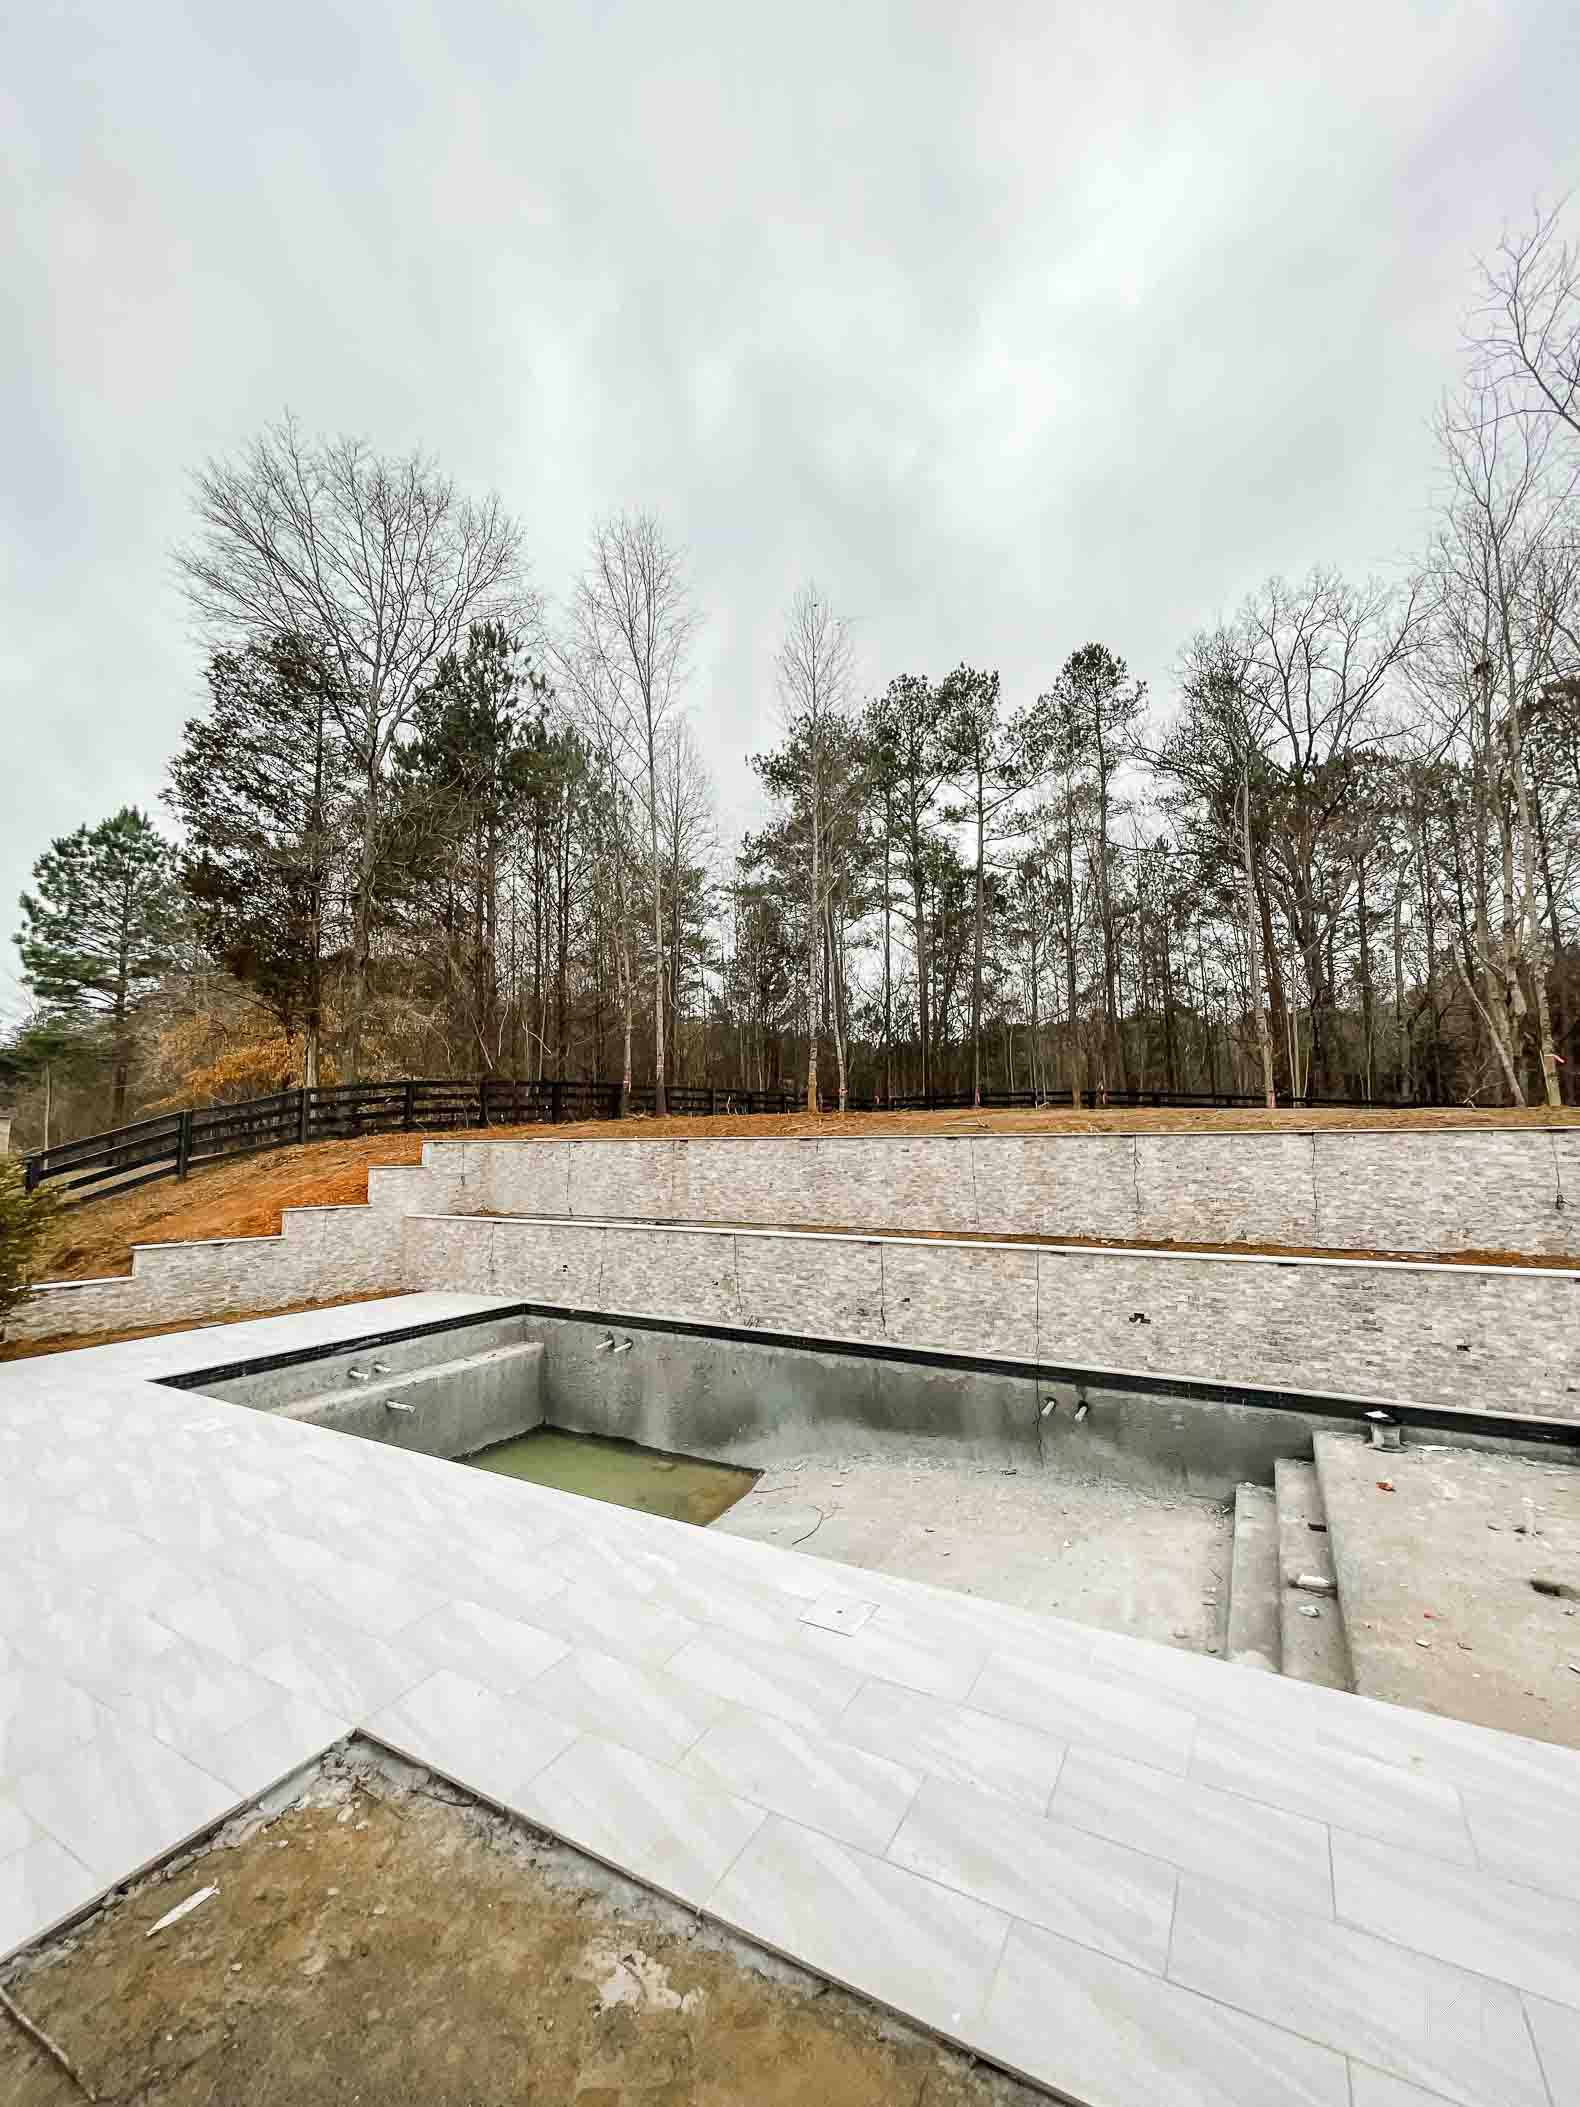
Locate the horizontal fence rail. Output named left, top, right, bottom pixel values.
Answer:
left=18, top=1077, right=1433, bottom=1203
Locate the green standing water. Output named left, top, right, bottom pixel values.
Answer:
left=464, top=1427, right=757, bottom=1527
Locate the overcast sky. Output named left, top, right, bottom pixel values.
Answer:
left=4, top=0, right=1577, bottom=1023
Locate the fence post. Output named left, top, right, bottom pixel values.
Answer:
left=478, top=1076, right=491, bottom=1129
left=297, top=1088, right=310, bottom=1145
left=175, top=1110, right=193, bottom=1182
left=23, top=1157, right=40, bottom=1193
left=403, top=1080, right=416, bottom=1133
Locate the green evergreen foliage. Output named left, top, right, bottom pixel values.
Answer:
left=166, top=637, right=352, bottom=1082
left=0, top=1157, right=57, bottom=1338
left=14, top=809, right=184, bottom=1121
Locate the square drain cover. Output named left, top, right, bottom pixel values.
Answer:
left=800, top=1595, right=878, bottom=1636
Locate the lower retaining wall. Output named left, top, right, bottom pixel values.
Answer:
left=11, top=1207, right=406, bottom=1341
left=17, top=1194, right=1578, bottom=1427
left=402, top=1212, right=1580, bottom=1420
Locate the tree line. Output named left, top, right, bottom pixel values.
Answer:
left=6, top=206, right=1579, bottom=1146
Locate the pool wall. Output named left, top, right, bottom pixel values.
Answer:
left=191, top=1314, right=544, bottom=1459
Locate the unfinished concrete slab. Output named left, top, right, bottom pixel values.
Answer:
left=1275, top=1459, right=1352, bottom=1691
left=1315, top=1432, right=1580, bottom=1745
left=715, top=1455, right=1231, bottom=1648
left=3, top=1294, right=1580, bottom=2107
left=1226, top=1483, right=1279, bottom=1672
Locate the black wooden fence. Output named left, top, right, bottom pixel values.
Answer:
left=18, top=1077, right=800, bottom=1202
left=18, top=1075, right=1427, bottom=1204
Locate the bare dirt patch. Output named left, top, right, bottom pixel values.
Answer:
left=29, top=1102, right=1580, bottom=1285
left=0, top=1750, right=1038, bottom=2107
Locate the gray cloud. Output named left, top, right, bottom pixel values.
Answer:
left=4, top=0, right=1576, bottom=1019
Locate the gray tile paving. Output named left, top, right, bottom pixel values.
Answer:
left=0, top=1668, right=106, bottom=1782
left=3, top=1291, right=1580, bottom=2107
left=523, top=1733, right=767, bottom=1908
left=1461, top=1785, right=1580, bottom=1902
left=711, top=1815, right=1010, bottom=2039
left=836, top=1677, right=1066, bottom=1812
left=791, top=1599, right=987, bottom=1700
left=665, top=1627, right=865, bottom=1730
left=1050, top=1743, right=1335, bottom=1916
left=888, top=1775, right=1176, bottom=1973
left=1168, top=1878, right=1550, bottom=2107
left=1525, top=1993, right=1580, bottom=2106
left=976, top=1917, right=1350, bottom=2107
left=0, top=1795, right=39, bottom=1861
left=971, top=1646, right=1199, bottom=1774
left=0, top=1836, right=102, bottom=1957
left=684, top=1707, right=920, bottom=1851
left=172, top=1693, right=350, bottom=1800
left=399, top=1597, right=570, bottom=1693
left=1189, top=1716, right=1478, bottom=1862
left=366, top=1668, right=578, bottom=1808
left=527, top=1647, right=731, bottom=1766
left=1331, top=1829, right=1580, bottom=2009
left=515, top=1573, right=701, bottom=1666
left=11, top=1721, right=238, bottom=1884
left=1349, top=2068, right=1463, bottom=2107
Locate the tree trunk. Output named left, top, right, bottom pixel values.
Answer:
left=647, top=731, right=667, bottom=1116
left=1063, top=793, right=1080, bottom=1105
left=970, top=771, right=985, bottom=1108
left=909, top=806, right=931, bottom=1097
left=826, top=896, right=848, bottom=1112
left=881, top=798, right=893, bottom=1103
left=345, top=751, right=381, bottom=1082
left=1240, top=764, right=1277, bottom=1108
left=805, top=778, right=821, bottom=1113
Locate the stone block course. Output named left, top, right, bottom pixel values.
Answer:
left=403, top=1126, right=1580, bottom=1258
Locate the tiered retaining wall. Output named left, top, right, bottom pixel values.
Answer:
left=12, top=1206, right=406, bottom=1341
left=402, top=1212, right=1580, bottom=1420
left=383, top=1127, right=1580, bottom=1257
left=13, top=1129, right=1579, bottom=1424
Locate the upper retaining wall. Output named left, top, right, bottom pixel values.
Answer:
left=402, top=1211, right=1580, bottom=1421
left=392, top=1127, right=1580, bottom=1257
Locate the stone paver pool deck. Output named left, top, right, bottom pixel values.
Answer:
left=2, top=1295, right=1578, bottom=2107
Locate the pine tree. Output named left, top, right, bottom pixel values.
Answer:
left=167, top=637, right=351, bottom=1088
left=15, top=809, right=183, bottom=1122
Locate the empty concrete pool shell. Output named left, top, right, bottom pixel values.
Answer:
left=157, top=1298, right=1580, bottom=1497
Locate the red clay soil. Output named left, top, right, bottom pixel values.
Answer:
left=28, top=1103, right=1580, bottom=1288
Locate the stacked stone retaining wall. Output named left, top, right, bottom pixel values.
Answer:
left=400, top=1211, right=1580, bottom=1420
left=385, top=1127, right=1580, bottom=1257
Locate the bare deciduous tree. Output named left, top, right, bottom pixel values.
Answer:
left=1469, top=205, right=1580, bottom=453
left=562, top=512, right=697, bottom=1116
left=175, top=415, right=526, bottom=1074
left=773, top=585, right=855, bottom=1113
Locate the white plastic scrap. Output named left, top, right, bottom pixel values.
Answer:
left=146, top=1885, right=219, bottom=1937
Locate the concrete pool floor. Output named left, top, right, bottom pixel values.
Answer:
left=718, top=1457, right=1231, bottom=1651
left=3, top=1294, right=1580, bottom=2107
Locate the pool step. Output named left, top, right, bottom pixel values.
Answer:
left=1225, top=1483, right=1281, bottom=1673
left=1274, top=1458, right=1353, bottom=1691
